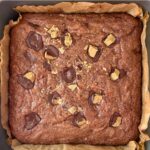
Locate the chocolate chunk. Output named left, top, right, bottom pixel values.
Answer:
left=26, top=31, right=43, bottom=51
left=72, top=112, right=87, bottom=128
left=44, top=45, right=59, bottom=60
left=17, top=74, right=34, bottom=89
left=109, top=112, right=122, bottom=127
left=87, top=45, right=101, bottom=62
left=24, top=112, right=41, bottom=130
left=48, top=91, right=63, bottom=105
left=88, top=91, right=103, bottom=106
left=62, top=67, right=76, bottom=83
left=43, top=61, right=51, bottom=71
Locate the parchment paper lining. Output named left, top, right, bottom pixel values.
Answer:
left=0, top=2, right=149, bottom=150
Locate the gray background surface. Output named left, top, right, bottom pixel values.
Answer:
left=0, top=0, right=149, bottom=150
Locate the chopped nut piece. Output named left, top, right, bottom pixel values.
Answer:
left=51, top=69, right=58, bottom=75
left=103, top=67, right=107, bottom=71
left=104, top=34, right=116, bottom=46
left=88, top=45, right=98, bottom=58
left=23, top=72, right=35, bottom=83
left=44, top=27, right=48, bottom=31
left=59, top=47, right=65, bottom=54
left=82, top=61, right=92, bottom=71
left=112, top=116, right=122, bottom=127
left=40, top=88, right=45, bottom=94
left=64, top=33, right=72, bottom=47
left=110, top=68, right=120, bottom=81
left=68, top=106, right=77, bottom=114
left=48, top=25, right=59, bottom=39
left=84, top=45, right=88, bottom=51
left=77, top=106, right=83, bottom=112
left=68, top=84, right=77, bottom=91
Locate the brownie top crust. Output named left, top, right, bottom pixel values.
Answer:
left=9, top=13, right=142, bottom=145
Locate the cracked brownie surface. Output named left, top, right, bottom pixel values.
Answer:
left=9, top=13, right=142, bottom=145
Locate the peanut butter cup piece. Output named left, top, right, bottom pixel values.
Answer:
left=109, top=112, right=122, bottom=127
left=87, top=45, right=101, bottom=62
left=26, top=31, right=43, bottom=51
left=104, top=34, right=116, bottom=46
left=68, top=106, right=78, bottom=114
left=73, top=112, right=87, bottom=128
left=48, top=91, right=63, bottom=105
left=110, top=68, right=126, bottom=81
left=18, top=72, right=35, bottom=89
left=88, top=91, right=103, bottom=106
left=25, top=112, right=41, bottom=130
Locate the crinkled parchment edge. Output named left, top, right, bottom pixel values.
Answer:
left=0, top=2, right=149, bottom=150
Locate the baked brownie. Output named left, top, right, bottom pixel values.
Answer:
left=9, top=13, right=142, bottom=145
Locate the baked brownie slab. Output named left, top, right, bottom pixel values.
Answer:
left=9, top=13, right=142, bottom=145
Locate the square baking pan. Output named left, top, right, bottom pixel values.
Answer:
left=0, top=0, right=149, bottom=150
